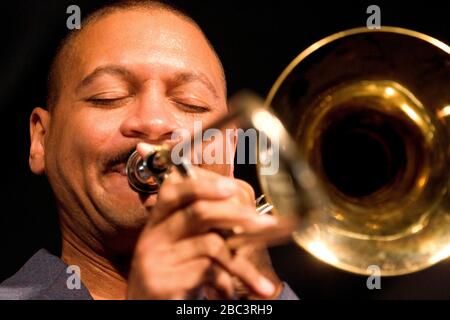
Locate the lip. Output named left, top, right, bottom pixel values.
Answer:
left=108, top=162, right=160, bottom=192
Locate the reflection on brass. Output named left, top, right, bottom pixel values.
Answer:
left=261, top=27, right=450, bottom=275
left=127, top=27, right=450, bottom=276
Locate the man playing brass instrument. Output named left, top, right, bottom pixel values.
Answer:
left=0, top=0, right=298, bottom=300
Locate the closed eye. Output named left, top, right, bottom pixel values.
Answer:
left=87, top=97, right=132, bottom=107
left=176, top=102, right=210, bottom=114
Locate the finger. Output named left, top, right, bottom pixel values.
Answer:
left=173, top=260, right=234, bottom=300
left=168, top=233, right=276, bottom=298
left=171, top=258, right=234, bottom=300
left=232, top=276, right=252, bottom=299
left=226, top=217, right=297, bottom=250
left=168, top=233, right=232, bottom=264
left=227, top=254, right=276, bottom=298
left=204, top=264, right=235, bottom=300
left=152, top=200, right=279, bottom=241
left=136, top=142, right=156, bottom=157
left=234, top=179, right=256, bottom=207
left=128, top=257, right=213, bottom=300
left=170, top=257, right=213, bottom=299
left=151, top=174, right=239, bottom=220
left=136, top=139, right=183, bottom=158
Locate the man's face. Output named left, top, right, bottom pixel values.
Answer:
left=30, top=9, right=231, bottom=248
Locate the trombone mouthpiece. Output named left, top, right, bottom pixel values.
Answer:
left=125, top=147, right=172, bottom=194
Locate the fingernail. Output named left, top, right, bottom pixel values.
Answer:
left=232, top=226, right=244, bottom=234
left=259, top=277, right=275, bottom=296
left=256, top=215, right=278, bottom=226
left=216, top=178, right=237, bottom=196
left=136, top=142, right=155, bottom=157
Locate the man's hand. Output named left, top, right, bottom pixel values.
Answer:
left=126, top=145, right=292, bottom=300
left=203, top=179, right=284, bottom=300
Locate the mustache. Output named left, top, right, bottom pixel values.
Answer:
left=104, top=147, right=137, bottom=170
left=103, top=138, right=181, bottom=171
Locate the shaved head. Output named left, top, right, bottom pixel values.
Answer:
left=47, top=0, right=226, bottom=111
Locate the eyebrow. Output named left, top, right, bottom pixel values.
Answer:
left=172, top=71, right=219, bottom=99
left=76, top=65, right=133, bottom=93
left=76, top=64, right=220, bottom=99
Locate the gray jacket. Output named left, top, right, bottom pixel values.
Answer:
left=0, top=249, right=299, bottom=300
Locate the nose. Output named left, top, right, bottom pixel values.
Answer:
left=120, top=92, right=179, bottom=143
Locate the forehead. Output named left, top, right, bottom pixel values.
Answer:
left=67, top=9, right=223, bottom=95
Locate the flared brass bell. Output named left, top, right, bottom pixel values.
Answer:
left=260, top=26, right=450, bottom=275
left=126, top=26, right=449, bottom=276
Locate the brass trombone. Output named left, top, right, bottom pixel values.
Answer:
left=127, top=27, right=450, bottom=276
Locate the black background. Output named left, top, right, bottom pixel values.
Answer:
left=0, top=0, right=449, bottom=299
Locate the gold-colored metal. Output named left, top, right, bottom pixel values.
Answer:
left=126, top=145, right=172, bottom=194
left=260, top=27, right=450, bottom=275
left=127, top=26, right=450, bottom=276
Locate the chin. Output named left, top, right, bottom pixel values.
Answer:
left=97, top=172, right=160, bottom=226
left=101, top=201, right=152, bottom=232
left=102, top=171, right=158, bottom=203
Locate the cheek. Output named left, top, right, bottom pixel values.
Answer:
left=50, top=108, right=122, bottom=172
left=77, top=110, right=122, bottom=149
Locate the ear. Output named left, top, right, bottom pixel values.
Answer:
left=29, top=107, right=50, bottom=175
